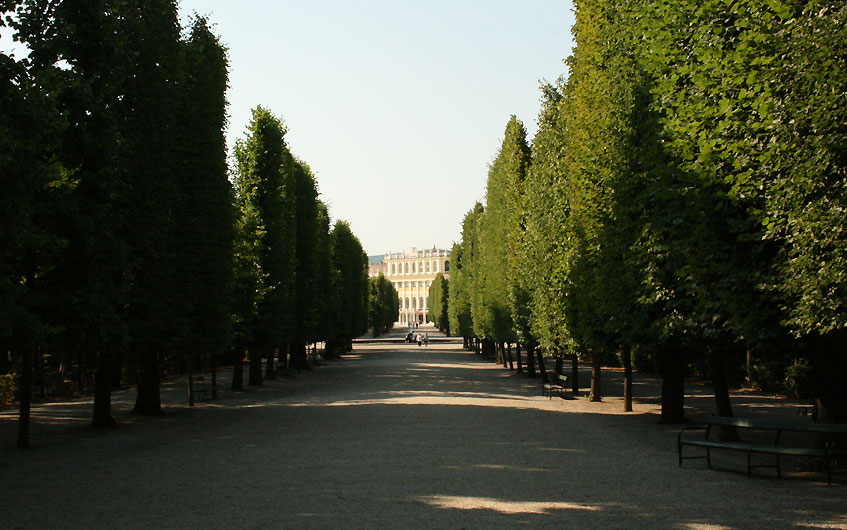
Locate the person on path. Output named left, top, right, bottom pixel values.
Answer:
left=416, top=334, right=422, bottom=346
left=423, top=333, right=428, bottom=347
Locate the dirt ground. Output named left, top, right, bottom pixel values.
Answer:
left=1, top=325, right=845, bottom=529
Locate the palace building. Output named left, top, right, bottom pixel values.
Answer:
left=371, top=246, right=450, bottom=325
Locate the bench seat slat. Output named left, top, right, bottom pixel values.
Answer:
left=706, top=415, right=847, bottom=434
left=681, top=439, right=828, bottom=457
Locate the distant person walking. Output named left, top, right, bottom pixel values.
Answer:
left=416, top=334, right=422, bottom=347
left=423, top=333, right=429, bottom=347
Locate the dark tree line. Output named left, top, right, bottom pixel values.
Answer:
left=369, top=274, right=400, bottom=338
left=427, top=272, right=449, bottom=335
left=447, top=0, right=847, bottom=422
left=1, top=1, right=370, bottom=448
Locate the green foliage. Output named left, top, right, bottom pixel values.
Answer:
left=172, top=15, right=235, bottom=370
left=785, top=359, right=815, bottom=399
left=449, top=205, right=484, bottom=341
left=523, top=81, right=573, bottom=356
left=290, top=159, right=323, bottom=367
left=369, top=273, right=399, bottom=337
left=326, top=221, right=369, bottom=354
left=233, top=106, right=296, bottom=358
left=763, top=2, right=847, bottom=335
left=474, top=116, right=530, bottom=344
left=0, top=373, right=16, bottom=406
left=428, top=273, right=449, bottom=333
left=0, top=44, right=67, bottom=354
left=313, top=201, right=334, bottom=342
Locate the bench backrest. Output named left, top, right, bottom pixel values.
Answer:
left=708, top=416, right=847, bottom=434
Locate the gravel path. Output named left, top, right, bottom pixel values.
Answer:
left=2, top=327, right=845, bottom=529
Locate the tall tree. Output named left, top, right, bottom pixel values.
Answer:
left=111, top=0, right=185, bottom=415
left=289, top=160, right=321, bottom=370
left=476, top=117, right=529, bottom=359
left=449, top=204, right=484, bottom=351
left=369, top=274, right=398, bottom=337
left=524, top=81, right=572, bottom=375
left=326, top=221, right=368, bottom=357
left=9, top=0, right=133, bottom=427
left=0, top=35, right=67, bottom=447
left=173, top=16, right=234, bottom=402
left=428, top=273, right=449, bottom=334
left=232, top=106, right=296, bottom=386
left=760, top=1, right=847, bottom=420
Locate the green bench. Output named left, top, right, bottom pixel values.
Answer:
left=543, top=373, right=569, bottom=399
left=678, top=416, right=847, bottom=485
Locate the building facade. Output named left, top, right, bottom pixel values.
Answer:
left=367, top=254, right=386, bottom=278
left=382, top=247, right=450, bottom=325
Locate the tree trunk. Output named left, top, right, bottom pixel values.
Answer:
left=555, top=356, right=563, bottom=376
left=515, top=343, right=523, bottom=374
left=710, top=351, right=734, bottom=418
left=264, top=348, right=275, bottom=380
left=211, top=364, right=218, bottom=399
left=622, top=344, right=632, bottom=412
left=709, top=349, right=738, bottom=440
left=92, top=351, right=117, bottom=427
left=659, top=345, right=686, bottom=424
left=746, top=349, right=753, bottom=388
left=110, top=350, right=123, bottom=389
left=36, top=350, right=46, bottom=398
left=589, top=353, right=602, bottom=402
left=231, top=348, right=244, bottom=391
left=132, top=351, right=161, bottom=415
left=503, top=342, right=513, bottom=370
left=570, top=354, right=580, bottom=393
left=535, top=348, right=548, bottom=383
left=291, top=342, right=309, bottom=371
left=248, top=347, right=263, bottom=386
left=58, top=350, right=68, bottom=391
left=809, top=330, right=847, bottom=423
left=187, top=357, right=195, bottom=407
left=18, top=350, right=32, bottom=449
left=525, top=344, right=536, bottom=376
left=76, top=348, right=84, bottom=392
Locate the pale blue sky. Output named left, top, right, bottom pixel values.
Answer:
left=3, top=1, right=576, bottom=255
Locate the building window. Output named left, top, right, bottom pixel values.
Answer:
left=419, top=297, right=424, bottom=309
left=434, top=261, right=439, bottom=272
left=406, top=297, right=410, bottom=309
left=426, top=261, right=430, bottom=272
left=404, top=262, right=408, bottom=274
left=419, top=261, right=423, bottom=272
left=444, top=260, right=450, bottom=272
left=412, top=262, right=416, bottom=273
left=391, top=263, right=396, bottom=275
left=412, top=297, right=417, bottom=309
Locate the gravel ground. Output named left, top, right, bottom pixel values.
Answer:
left=1, top=326, right=845, bottom=529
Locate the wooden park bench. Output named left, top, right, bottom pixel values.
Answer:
left=542, top=373, right=569, bottom=399
left=678, top=416, right=847, bottom=485
left=192, top=376, right=211, bottom=401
